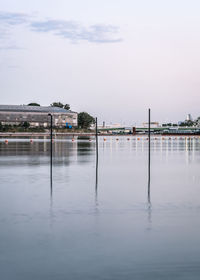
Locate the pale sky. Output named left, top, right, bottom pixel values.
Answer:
left=0, top=0, right=200, bottom=125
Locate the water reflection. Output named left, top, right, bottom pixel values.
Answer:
left=147, top=138, right=152, bottom=230
left=95, top=133, right=99, bottom=206
left=147, top=199, right=152, bottom=231
left=147, top=155, right=152, bottom=230
left=1, top=136, right=200, bottom=280
left=148, top=143, right=150, bottom=202
left=77, top=141, right=94, bottom=163
left=0, top=141, right=79, bottom=166
left=49, top=169, right=54, bottom=230
left=50, top=154, right=53, bottom=198
left=95, top=154, right=98, bottom=206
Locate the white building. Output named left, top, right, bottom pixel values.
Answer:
left=186, top=114, right=192, bottom=121
left=143, top=122, right=160, bottom=128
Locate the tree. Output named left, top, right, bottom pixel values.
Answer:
left=64, top=104, right=70, bottom=110
left=186, top=120, right=194, bottom=127
left=51, top=102, right=64, bottom=108
left=50, top=102, right=71, bottom=110
left=22, top=121, right=30, bottom=128
left=195, top=117, right=200, bottom=127
left=179, top=122, right=186, bottom=127
left=180, top=120, right=194, bottom=127
left=28, top=103, right=40, bottom=106
left=78, top=112, right=95, bottom=129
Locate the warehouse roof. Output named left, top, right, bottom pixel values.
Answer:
left=0, top=105, right=77, bottom=114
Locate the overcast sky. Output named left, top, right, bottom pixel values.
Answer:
left=0, top=0, right=200, bottom=125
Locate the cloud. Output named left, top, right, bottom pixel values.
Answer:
left=31, top=20, right=77, bottom=32
left=31, top=20, right=122, bottom=43
left=0, top=45, right=24, bottom=50
left=0, top=11, right=29, bottom=50
left=0, top=11, right=29, bottom=25
left=0, top=11, right=122, bottom=48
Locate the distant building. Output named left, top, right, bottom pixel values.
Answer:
left=186, top=114, right=192, bottom=121
left=143, top=122, right=160, bottom=128
left=0, top=105, right=78, bottom=127
left=103, top=123, right=122, bottom=129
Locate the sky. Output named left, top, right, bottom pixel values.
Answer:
left=0, top=0, right=200, bottom=125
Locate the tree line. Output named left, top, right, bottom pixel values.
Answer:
left=162, top=118, right=200, bottom=127
left=28, top=102, right=70, bottom=110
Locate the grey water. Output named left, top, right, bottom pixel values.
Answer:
left=0, top=136, right=200, bottom=280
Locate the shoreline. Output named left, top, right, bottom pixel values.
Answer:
left=0, top=132, right=200, bottom=137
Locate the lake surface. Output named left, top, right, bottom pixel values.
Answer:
left=0, top=136, right=200, bottom=279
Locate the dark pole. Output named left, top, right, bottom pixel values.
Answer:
left=148, top=108, right=151, bottom=201
left=95, top=149, right=98, bottom=203
left=48, top=113, right=53, bottom=197
left=50, top=114, right=53, bottom=166
left=95, top=117, right=98, bottom=160
left=95, top=117, right=98, bottom=199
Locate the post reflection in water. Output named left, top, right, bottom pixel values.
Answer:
left=50, top=149, right=53, bottom=199
left=147, top=156, right=152, bottom=229
left=95, top=118, right=99, bottom=206
left=147, top=137, right=151, bottom=206
left=148, top=108, right=151, bottom=204
left=147, top=132, right=152, bottom=227
left=147, top=108, right=152, bottom=229
left=49, top=149, right=53, bottom=229
left=95, top=154, right=98, bottom=206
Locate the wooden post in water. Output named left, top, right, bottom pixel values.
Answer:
left=95, top=117, right=98, bottom=160
left=48, top=113, right=53, bottom=196
left=95, top=117, right=98, bottom=198
left=148, top=108, right=151, bottom=201
left=95, top=151, right=98, bottom=202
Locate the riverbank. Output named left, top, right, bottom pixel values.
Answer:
left=0, top=132, right=96, bottom=137
left=1, top=132, right=200, bottom=137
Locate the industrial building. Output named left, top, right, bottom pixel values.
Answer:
left=0, top=105, right=78, bottom=128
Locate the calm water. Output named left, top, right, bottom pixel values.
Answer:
left=0, top=136, right=200, bottom=279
